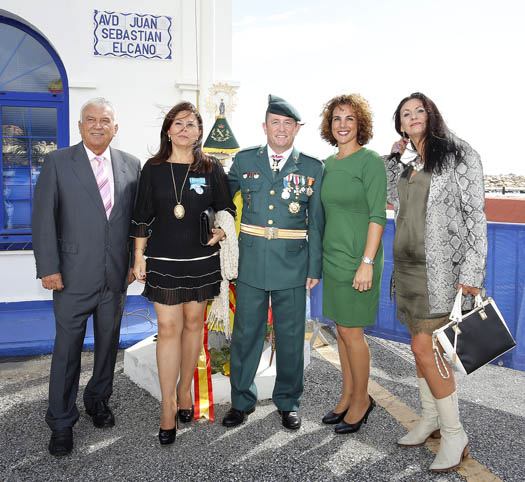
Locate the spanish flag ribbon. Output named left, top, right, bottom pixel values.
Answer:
left=193, top=284, right=236, bottom=421
left=193, top=316, right=214, bottom=422
left=193, top=192, right=252, bottom=420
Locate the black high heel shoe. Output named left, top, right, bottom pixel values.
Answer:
left=158, top=415, right=178, bottom=445
left=322, top=408, right=348, bottom=425
left=178, top=405, right=195, bottom=424
left=334, top=396, right=375, bottom=434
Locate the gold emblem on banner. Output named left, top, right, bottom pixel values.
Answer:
left=210, top=123, right=232, bottom=143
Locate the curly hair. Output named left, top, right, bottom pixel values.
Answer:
left=320, top=94, right=373, bottom=146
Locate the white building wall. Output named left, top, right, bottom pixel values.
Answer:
left=214, top=0, right=233, bottom=82
left=0, top=0, right=234, bottom=302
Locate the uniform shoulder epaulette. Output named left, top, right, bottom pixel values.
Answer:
left=300, top=151, right=323, bottom=163
left=238, top=145, right=261, bottom=154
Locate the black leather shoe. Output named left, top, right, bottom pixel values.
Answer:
left=158, top=426, right=176, bottom=445
left=159, top=413, right=178, bottom=445
left=278, top=410, right=301, bottom=430
left=48, top=428, right=73, bottom=456
left=86, top=400, right=115, bottom=428
left=335, top=396, right=376, bottom=434
left=222, top=407, right=255, bottom=427
left=322, top=408, right=348, bottom=425
left=178, top=405, right=194, bottom=424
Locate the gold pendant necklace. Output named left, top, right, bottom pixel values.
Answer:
left=170, top=161, right=192, bottom=219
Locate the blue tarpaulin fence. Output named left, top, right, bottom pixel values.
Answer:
left=310, top=220, right=525, bottom=371
left=1, top=221, right=523, bottom=371
left=0, top=296, right=157, bottom=357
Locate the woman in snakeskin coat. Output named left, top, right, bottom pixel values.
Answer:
left=384, top=92, right=487, bottom=472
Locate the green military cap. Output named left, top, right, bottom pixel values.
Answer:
left=266, top=94, right=302, bottom=123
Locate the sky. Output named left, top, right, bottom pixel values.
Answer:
left=230, top=0, right=525, bottom=175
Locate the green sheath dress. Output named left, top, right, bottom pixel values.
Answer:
left=321, top=148, right=387, bottom=326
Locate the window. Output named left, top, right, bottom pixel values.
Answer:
left=0, top=21, right=62, bottom=93
left=0, top=16, right=68, bottom=250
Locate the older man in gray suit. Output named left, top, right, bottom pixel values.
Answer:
left=32, top=98, right=141, bottom=456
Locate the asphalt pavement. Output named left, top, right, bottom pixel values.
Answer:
left=1, top=329, right=523, bottom=482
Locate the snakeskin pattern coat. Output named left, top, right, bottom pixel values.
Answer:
left=384, top=137, right=487, bottom=314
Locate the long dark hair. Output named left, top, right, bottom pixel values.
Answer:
left=393, top=92, right=465, bottom=173
left=149, top=101, right=213, bottom=173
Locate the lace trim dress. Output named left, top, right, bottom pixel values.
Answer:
left=131, top=158, right=235, bottom=305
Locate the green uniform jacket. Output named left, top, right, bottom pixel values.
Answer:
left=228, top=145, right=325, bottom=291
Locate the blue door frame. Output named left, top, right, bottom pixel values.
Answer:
left=0, top=15, right=69, bottom=247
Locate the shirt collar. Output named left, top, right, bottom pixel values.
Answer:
left=267, top=145, right=293, bottom=163
left=84, top=143, right=112, bottom=163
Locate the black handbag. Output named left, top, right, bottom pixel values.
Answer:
left=432, top=290, right=516, bottom=377
left=199, top=207, right=216, bottom=246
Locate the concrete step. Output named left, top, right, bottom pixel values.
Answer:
left=123, top=334, right=310, bottom=404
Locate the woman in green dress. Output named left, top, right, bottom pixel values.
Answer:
left=319, top=94, right=387, bottom=434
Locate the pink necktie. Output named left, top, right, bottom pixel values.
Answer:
left=95, top=156, right=112, bottom=218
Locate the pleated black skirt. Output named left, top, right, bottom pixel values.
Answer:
left=142, top=252, right=221, bottom=305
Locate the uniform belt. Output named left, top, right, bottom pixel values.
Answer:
left=240, top=223, right=307, bottom=240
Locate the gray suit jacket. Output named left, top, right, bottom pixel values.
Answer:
left=384, top=136, right=487, bottom=313
left=32, top=142, right=141, bottom=293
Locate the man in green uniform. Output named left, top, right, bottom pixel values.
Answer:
left=223, top=95, right=324, bottom=429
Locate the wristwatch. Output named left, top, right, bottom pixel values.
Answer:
left=361, top=256, right=375, bottom=265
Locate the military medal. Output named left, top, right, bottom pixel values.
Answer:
left=306, top=177, right=314, bottom=196
left=287, top=174, right=302, bottom=213
left=288, top=201, right=300, bottom=214
left=271, top=154, right=283, bottom=173
left=282, top=175, right=291, bottom=199
left=292, top=175, right=301, bottom=196
left=189, top=177, right=205, bottom=195
left=170, top=162, right=192, bottom=219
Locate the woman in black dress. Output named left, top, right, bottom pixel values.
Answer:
left=132, top=102, right=235, bottom=444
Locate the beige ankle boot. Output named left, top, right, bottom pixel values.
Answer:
left=398, top=378, right=440, bottom=446
left=430, top=391, right=469, bottom=472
